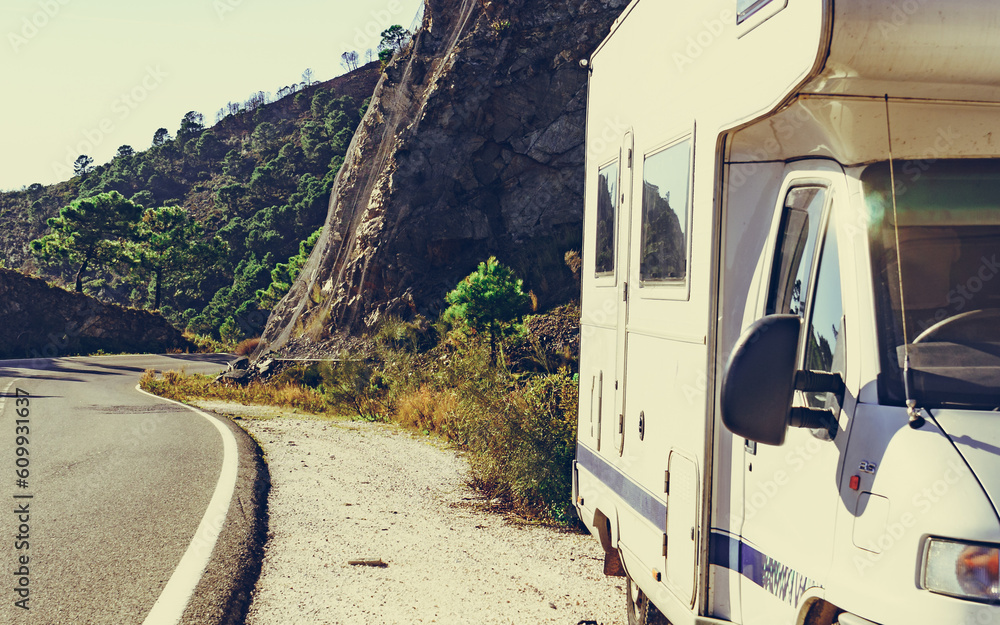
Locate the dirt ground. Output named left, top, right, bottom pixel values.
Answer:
left=193, top=401, right=626, bottom=625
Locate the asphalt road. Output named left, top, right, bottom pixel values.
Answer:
left=0, top=353, right=265, bottom=625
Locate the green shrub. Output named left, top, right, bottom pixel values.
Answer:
left=373, top=315, right=437, bottom=352
left=461, top=372, right=578, bottom=518
left=317, top=358, right=388, bottom=421
left=219, top=316, right=241, bottom=344
left=444, top=256, right=531, bottom=364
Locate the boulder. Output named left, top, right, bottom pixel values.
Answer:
left=218, top=369, right=252, bottom=385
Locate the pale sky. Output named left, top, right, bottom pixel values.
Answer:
left=0, top=0, right=423, bottom=190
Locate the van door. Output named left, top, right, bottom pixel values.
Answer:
left=614, top=130, right=634, bottom=456
left=619, top=133, right=700, bottom=608
left=738, top=166, right=856, bottom=623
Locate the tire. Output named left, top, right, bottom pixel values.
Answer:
left=626, top=575, right=670, bottom=625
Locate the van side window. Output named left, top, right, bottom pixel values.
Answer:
left=595, top=162, right=618, bottom=276
left=766, top=186, right=827, bottom=316
left=804, top=219, right=844, bottom=408
left=640, top=140, right=691, bottom=282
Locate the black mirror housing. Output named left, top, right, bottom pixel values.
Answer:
left=721, top=315, right=801, bottom=446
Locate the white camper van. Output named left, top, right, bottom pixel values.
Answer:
left=573, top=1, right=1000, bottom=624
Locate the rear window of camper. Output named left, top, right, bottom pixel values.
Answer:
left=640, top=140, right=691, bottom=282
left=595, top=161, right=618, bottom=275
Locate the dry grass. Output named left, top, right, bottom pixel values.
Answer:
left=394, top=386, right=460, bottom=437
left=234, top=337, right=262, bottom=356
left=140, top=309, right=582, bottom=525
left=139, top=369, right=329, bottom=414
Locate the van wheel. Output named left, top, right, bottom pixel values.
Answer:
left=626, top=576, right=670, bottom=625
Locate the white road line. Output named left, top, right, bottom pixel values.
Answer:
left=0, top=378, right=21, bottom=414
left=135, top=384, right=239, bottom=625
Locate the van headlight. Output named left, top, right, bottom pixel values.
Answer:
left=923, top=538, right=1000, bottom=601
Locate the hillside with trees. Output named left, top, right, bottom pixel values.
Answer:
left=260, top=0, right=622, bottom=356
left=0, top=61, right=383, bottom=342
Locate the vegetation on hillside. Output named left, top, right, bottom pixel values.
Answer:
left=0, top=30, right=410, bottom=344
left=14, top=79, right=369, bottom=342
left=143, top=258, right=582, bottom=524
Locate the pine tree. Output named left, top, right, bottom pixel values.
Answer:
left=444, top=256, right=531, bottom=364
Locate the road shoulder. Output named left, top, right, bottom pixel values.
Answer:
left=195, top=403, right=626, bottom=625
left=179, top=406, right=270, bottom=625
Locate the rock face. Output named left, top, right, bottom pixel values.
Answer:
left=0, top=269, right=190, bottom=359
left=261, top=0, right=625, bottom=352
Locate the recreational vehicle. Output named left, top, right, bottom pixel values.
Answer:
left=573, top=1, right=1000, bottom=624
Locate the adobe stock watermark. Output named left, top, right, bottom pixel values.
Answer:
left=726, top=102, right=823, bottom=192
left=672, top=8, right=735, bottom=72
left=841, top=124, right=962, bottom=242
left=876, top=0, right=932, bottom=37
left=586, top=116, right=629, bottom=163
left=853, top=458, right=967, bottom=575
left=213, top=0, right=250, bottom=21
left=913, top=254, right=1000, bottom=335
left=579, top=289, right=620, bottom=340
left=51, top=65, right=168, bottom=179
left=744, top=437, right=828, bottom=521
left=22, top=297, right=103, bottom=368
left=967, top=605, right=1000, bottom=625
left=8, top=0, right=74, bottom=54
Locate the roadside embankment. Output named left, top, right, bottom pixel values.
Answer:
left=0, top=268, right=190, bottom=359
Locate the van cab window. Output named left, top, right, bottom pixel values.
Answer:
left=595, top=161, right=619, bottom=275
left=864, top=159, right=1000, bottom=408
left=804, top=219, right=844, bottom=408
left=640, top=140, right=691, bottom=282
left=767, top=186, right=828, bottom=316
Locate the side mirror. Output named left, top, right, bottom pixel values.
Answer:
left=721, top=315, right=841, bottom=446
left=721, top=315, right=801, bottom=446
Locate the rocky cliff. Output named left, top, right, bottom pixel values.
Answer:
left=260, top=0, right=625, bottom=353
left=0, top=269, right=190, bottom=359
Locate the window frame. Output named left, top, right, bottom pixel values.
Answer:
left=736, top=0, right=788, bottom=34
left=800, top=206, right=846, bottom=408
left=754, top=166, right=853, bottom=414
left=636, top=133, right=695, bottom=302
left=765, top=183, right=830, bottom=318
left=593, top=156, right=621, bottom=286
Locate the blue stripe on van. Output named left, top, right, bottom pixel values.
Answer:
left=577, top=444, right=818, bottom=607
left=709, top=531, right=820, bottom=607
left=575, top=443, right=667, bottom=532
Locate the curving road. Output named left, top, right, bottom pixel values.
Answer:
left=0, top=353, right=261, bottom=625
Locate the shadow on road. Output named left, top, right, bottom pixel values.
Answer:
left=160, top=353, right=234, bottom=366
left=0, top=353, right=234, bottom=381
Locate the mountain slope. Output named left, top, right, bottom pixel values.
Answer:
left=262, top=0, right=625, bottom=353
left=0, top=64, right=382, bottom=340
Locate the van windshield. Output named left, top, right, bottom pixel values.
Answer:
left=863, top=160, right=1000, bottom=409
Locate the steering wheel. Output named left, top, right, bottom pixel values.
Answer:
left=912, top=308, right=1000, bottom=343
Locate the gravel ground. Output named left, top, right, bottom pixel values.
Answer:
left=194, top=402, right=625, bottom=625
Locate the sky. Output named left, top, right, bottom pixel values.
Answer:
left=0, top=0, right=423, bottom=190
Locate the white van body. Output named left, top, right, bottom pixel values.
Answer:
left=573, top=2, right=1000, bottom=624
